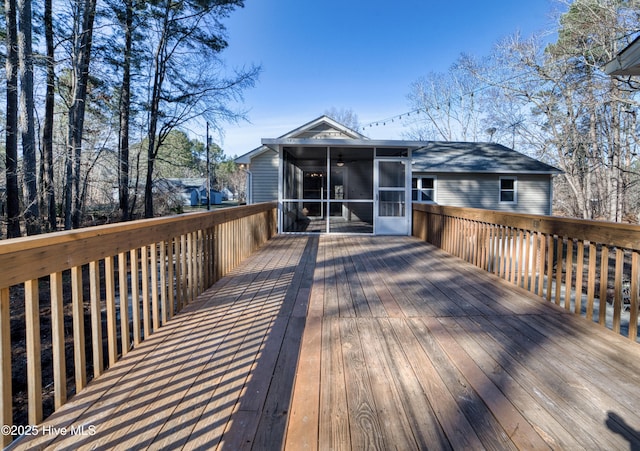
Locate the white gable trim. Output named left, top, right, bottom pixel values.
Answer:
left=235, top=145, right=276, bottom=164
left=279, top=115, right=368, bottom=140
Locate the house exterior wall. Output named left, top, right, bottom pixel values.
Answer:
left=251, top=150, right=279, bottom=203
left=415, top=172, right=553, bottom=215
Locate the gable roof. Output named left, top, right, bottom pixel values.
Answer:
left=412, top=142, right=561, bottom=174
left=235, top=115, right=367, bottom=164
left=236, top=117, right=561, bottom=175
left=279, top=115, right=367, bottom=140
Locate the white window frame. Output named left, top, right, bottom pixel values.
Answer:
left=412, top=176, right=437, bottom=203
left=499, top=176, right=517, bottom=204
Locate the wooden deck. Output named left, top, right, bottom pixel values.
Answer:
left=11, top=235, right=640, bottom=450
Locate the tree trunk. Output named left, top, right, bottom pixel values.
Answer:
left=18, top=0, right=40, bottom=235
left=144, top=3, right=171, bottom=219
left=5, top=0, right=21, bottom=238
left=43, top=0, right=56, bottom=232
left=64, top=0, right=97, bottom=229
left=118, top=0, right=133, bottom=221
left=606, top=97, right=619, bottom=222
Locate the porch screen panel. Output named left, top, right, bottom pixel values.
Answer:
left=379, top=161, right=405, bottom=188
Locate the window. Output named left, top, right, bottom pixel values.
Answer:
left=499, top=177, right=517, bottom=203
left=412, top=176, right=436, bottom=202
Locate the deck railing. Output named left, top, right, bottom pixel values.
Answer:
left=413, top=204, right=640, bottom=342
left=0, top=202, right=277, bottom=446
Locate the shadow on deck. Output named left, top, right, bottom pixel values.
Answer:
left=10, top=235, right=640, bottom=450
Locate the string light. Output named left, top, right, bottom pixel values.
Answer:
left=358, top=64, right=547, bottom=133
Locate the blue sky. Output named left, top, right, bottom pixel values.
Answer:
left=216, top=0, right=559, bottom=157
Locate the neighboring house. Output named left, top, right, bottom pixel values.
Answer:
left=158, top=178, right=222, bottom=207
left=236, top=116, right=561, bottom=235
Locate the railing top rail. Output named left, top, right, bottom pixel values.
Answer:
left=0, top=202, right=276, bottom=288
left=413, top=203, right=640, bottom=251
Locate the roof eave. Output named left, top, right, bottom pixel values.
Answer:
left=412, top=167, right=563, bottom=175
left=234, top=145, right=276, bottom=164
left=261, top=137, right=428, bottom=148
left=604, top=36, right=640, bottom=75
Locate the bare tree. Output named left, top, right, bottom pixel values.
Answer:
left=406, top=56, right=486, bottom=142
left=324, top=107, right=361, bottom=131
left=64, top=0, right=97, bottom=229
left=142, top=0, right=259, bottom=218
left=43, top=0, right=57, bottom=232
left=444, top=0, right=640, bottom=221
left=18, top=0, right=40, bottom=235
left=5, top=0, right=21, bottom=238
left=116, top=0, right=135, bottom=221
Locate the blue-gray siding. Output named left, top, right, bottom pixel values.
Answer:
left=251, top=151, right=279, bottom=203
left=415, top=173, right=553, bottom=215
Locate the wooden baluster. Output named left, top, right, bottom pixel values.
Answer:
left=118, top=252, right=130, bottom=355
left=71, top=266, right=86, bottom=391
left=564, top=239, right=574, bottom=311
left=180, top=235, right=188, bottom=306
left=537, top=232, right=546, bottom=297
left=130, top=249, right=141, bottom=346
left=599, top=245, right=609, bottom=326
left=168, top=239, right=175, bottom=318
left=89, top=261, right=103, bottom=377
left=50, top=272, right=66, bottom=408
left=574, top=241, right=585, bottom=315
left=554, top=237, right=564, bottom=305
left=25, top=280, right=42, bottom=424
left=529, top=231, right=538, bottom=293
left=105, top=256, right=118, bottom=366
left=160, top=241, right=167, bottom=325
left=586, top=243, right=597, bottom=321
left=613, top=248, right=624, bottom=334
left=141, top=245, right=151, bottom=339
left=545, top=235, right=554, bottom=302
left=522, top=230, right=531, bottom=290
left=150, top=243, right=159, bottom=332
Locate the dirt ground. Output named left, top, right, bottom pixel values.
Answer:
left=9, top=272, right=99, bottom=427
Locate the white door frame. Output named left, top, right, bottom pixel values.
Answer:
left=374, top=156, right=411, bottom=235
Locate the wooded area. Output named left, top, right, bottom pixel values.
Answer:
left=405, top=0, right=640, bottom=223
left=2, top=0, right=640, bottom=239
left=1, top=0, right=259, bottom=238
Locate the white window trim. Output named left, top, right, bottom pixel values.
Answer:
left=499, top=176, right=517, bottom=204
left=412, top=176, right=437, bottom=203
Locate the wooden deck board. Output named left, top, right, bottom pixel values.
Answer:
left=10, top=235, right=640, bottom=450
